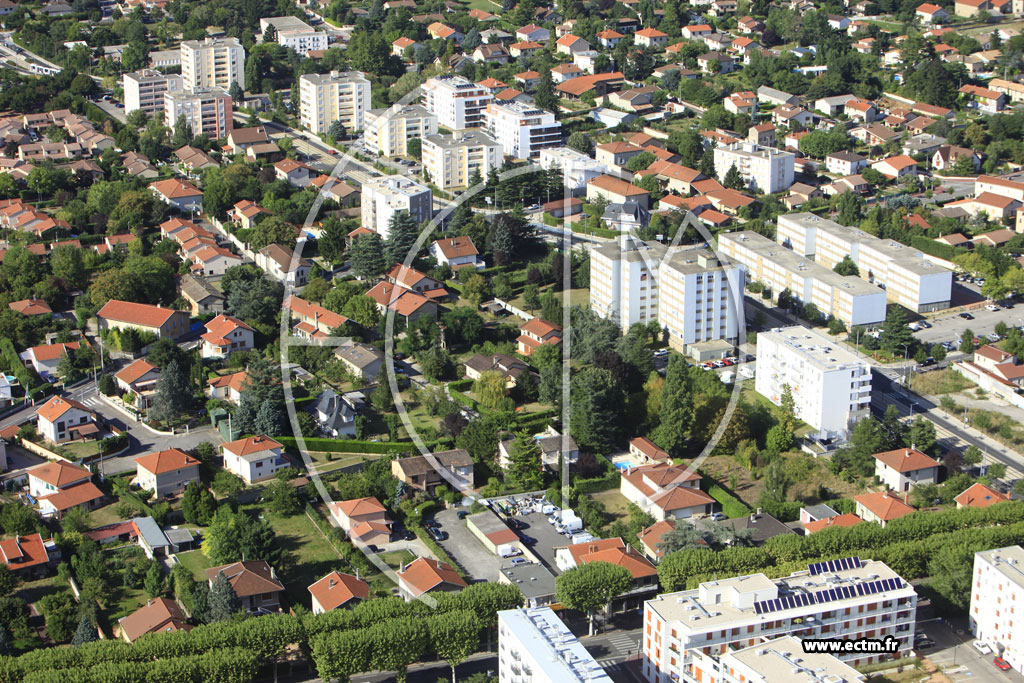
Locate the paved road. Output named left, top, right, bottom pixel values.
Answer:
left=920, top=618, right=1023, bottom=683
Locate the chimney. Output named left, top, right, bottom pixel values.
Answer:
left=329, top=578, right=336, bottom=589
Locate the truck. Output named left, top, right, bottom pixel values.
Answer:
left=497, top=543, right=522, bottom=558
left=555, top=511, right=583, bottom=534
left=570, top=532, right=596, bottom=544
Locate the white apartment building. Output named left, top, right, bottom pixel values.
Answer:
left=361, top=176, right=433, bottom=238
left=498, top=607, right=612, bottom=683
left=422, top=75, right=493, bottom=130
left=259, top=16, right=328, bottom=55
left=718, top=231, right=887, bottom=327
left=971, top=546, right=1024, bottom=673
left=713, top=142, right=795, bottom=194
left=299, top=71, right=372, bottom=135
left=777, top=213, right=953, bottom=313
left=164, top=87, right=233, bottom=140
left=364, top=105, right=438, bottom=157
left=754, top=327, right=871, bottom=439
left=690, top=636, right=864, bottom=683
left=123, top=69, right=182, bottom=115
left=591, top=239, right=666, bottom=332
left=422, top=130, right=502, bottom=190
left=484, top=100, right=562, bottom=160
left=642, top=557, right=917, bottom=683
left=538, top=146, right=616, bottom=194
left=180, top=37, right=245, bottom=92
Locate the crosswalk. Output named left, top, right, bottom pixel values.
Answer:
left=604, top=631, right=640, bottom=656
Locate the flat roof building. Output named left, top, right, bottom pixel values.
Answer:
left=499, top=607, right=613, bottom=683
left=364, top=104, right=438, bottom=157
left=421, top=130, right=501, bottom=191
left=123, top=69, right=182, bottom=115
left=299, top=70, right=372, bottom=135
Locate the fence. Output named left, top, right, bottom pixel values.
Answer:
left=18, top=437, right=74, bottom=464
left=492, top=297, right=534, bottom=322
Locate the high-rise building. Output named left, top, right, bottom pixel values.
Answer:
left=754, top=326, right=871, bottom=439
left=776, top=213, right=953, bottom=313
left=364, top=105, right=438, bottom=157
left=180, top=37, right=245, bottom=92
left=123, top=69, right=182, bottom=115
left=259, top=17, right=328, bottom=55
left=971, top=546, right=1024, bottom=673
left=421, top=130, right=502, bottom=190
left=498, top=606, right=612, bottom=683
left=642, top=557, right=917, bottom=683
left=718, top=231, right=887, bottom=327
left=360, top=176, right=433, bottom=238
left=163, top=87, right=233, bottom=140
left=713, top=141, right=795, bottom=194
left=299, top=71, right=372, bottom=135
left=422, top=75, right=493, bottom=130
left=484, top=100, right=562, bottom=160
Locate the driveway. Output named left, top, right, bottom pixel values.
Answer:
left=920, top=618, right=1023, bottom=683
left=514, top=511, right=575, bottom=575
left=433, top=508, right=501, bottom=582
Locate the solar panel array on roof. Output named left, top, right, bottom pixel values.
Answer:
left=808, top=557, right=863, bottom=576
left=753, top=576, right=904, bottom=614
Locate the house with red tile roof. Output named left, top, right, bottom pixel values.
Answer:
left=555, top=72, right=626, bottom=99
left=221, top=435, right=286, bottom=483
left=149, top=178, right=202, bottom=212
left=556, top=33, right=591, bottom=55
left=871, top=154, right=919, bottom=180
left=284, top=295, right=348, bottom=339
left=637, top=520, right=679, bottom=561
left=9, top=297, right=52, bottom=317
left=803, top=513, right=864, bottom=534
left=396, top=557, right=467, bottom=600
left=118, top=597, right=192, bottom=642
left=329, top=497, right=391, bottom=546
left=97, top=300, right=190, bottom=340
left=597, top=29, right=625, bottom=48
left=854, top=491, right=916, bottom=527
left=431, top=236, right=483, bottom=270
left=115, top=358, right=161, bottom=412
left=508, top=40, right=543, bottom=58
left=0, top=533, right=50, bottom=578
left=629, top=437, right=671, bottom=464
left=28, top=459, right=104, bottom=517
left=917, top=2, right=949, bottom=21
left=19, top=341, right=88, bottom=383
left=231, top=199, right=269, bottom=230
left=620, top=462, right=713, bottom=521
left=392, top=36, right=421, bottom=57
left=135, top=448, right=200, bottom=497
left=309, top=571, right=371, bottom=613
left=35, top=395, right=98, bottom=444
left=201, top=314, right=254, bottom=359
left=366, top=281, right=437, bottom=324
left=205, top=369, right=250, bottom=405
left=873, top=447, right=941, bottom=492
left=586, top=174, right=650, bottom=208
left=206, top=561, right=285, bottom=614
left=517, top=318, right=562, bottom=356
left=554, top=537, right=659, bottom=599
left=635, top=27, right=669, bottom=48
left=955, top=482, right=1010, bottom=509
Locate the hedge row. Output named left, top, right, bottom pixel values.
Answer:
left=0, top=338, right=41, bottom=397
left=910, top=235, right=963, bottom=263
left=572, top=457, right=619, bottom=495
left=18, top=647, right=258, bottom=683
left=706, top=484, right=752, bottom=519
left=447, top=379, right=473, bottom=392
left=274, top=436, right=415, bottom=454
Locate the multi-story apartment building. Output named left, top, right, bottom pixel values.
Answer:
left=361, top=176, right=433, bottom=238
left=421, top=131, right=502, bottom=190
left=718, top=231, right=887, bottom=327
left=970, top=545, right=1024, bottom=672
left=422, top=75, right=493, bottom=130
left=180, top=37, right=245, bottom=91
left=754, top=327, right=871, bottom=439
left=538, top=146, right=617, bottom=194
left=484, top=100, right=562, bottom=159
left=642, top=557, right=917, bottom=683
left=591, top=239, right=666, bottom=332
left=163, top=88, right=233, bottom=140
left=690, top=635, right=865, bottom=683
left=713, top=142, right=795, bottom=194
left=776, top=213, right=953, bottom=313
left=259, top=16, right=328, bottom=55
left=123, top=69, right=182, bottom=115
left=364, top=105, right=438, bottom=157
left=498, top=606, right=612, bottom=683
left=299, top=71, right=372, bottom=135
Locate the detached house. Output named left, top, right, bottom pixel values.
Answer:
left=206, top=561, right=285, bottom=614
left=115, top=358, right=161, bottom=412
left=36, top=395, right=98, bottom=444
left=20, top=341, right=89, bottom=382
left=629, top=436, right=671, bottom=464
left=397, top=557, right=467, bottom=601
left=517, top=318, right=562, bottom=356
left=635, top=28, right=669, bottom=48
left=149, top=178, right=202, bottom=213
left=556, top=34, right=591, bottom=55
left=221, top=435, right=286, bottom=484
left=431, top=236, right=484, bottom=270
left=620, top=462, right=715, bottom=521
left=200, top=314, right=255, bottom=359
left=330, top=496, right=391, bottom=546
left=854, top=491, right=915, bottom=527
left=96, top=300, right=190, bottom=341
left=873, top=447, right=941, bottom=492
left=28, top=460, right=103, bottom=518
left=256, top=244, right=312, bottom=287
left=553, top=537, right=658, bottom=610
left=391, top=449, right=474, bottom=492
left=872, top=155, right=919, bottom=179
left=0, top=533, right=50, bottom=579
left=134, top=448, right=201, bottom=497
left=309, top=572, right=371, bottom=613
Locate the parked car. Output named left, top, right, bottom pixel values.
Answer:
left=424, top=520, right=440, bottom=530
left=920, top=357, right=936, bottom=367
left=915, top=639, right=935, bottom=650
left=986, top=304, right=1001, bottom=312
left=520, top=535, right=537, bottom=545
left=960, top=312, right=974, bottom=320
left=988, top=333, right=1002, bottom=342
left=994, top=657, right=1011, bottom=671
left=427, top=526, right=448, bottom=541
left=456, top=510, right=470, bottom=520
left=974, top=641, right=993, bottom=655
left=710, top=512, right=728, bottom=521
left=510, top=557, right=530, bottom=567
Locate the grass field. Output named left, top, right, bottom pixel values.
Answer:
left=175, top=549, right=213, bottom=581
left=911, top=368, right=975, bottom=396
left=88, top=502, right=127, bottom=528
left=255, top=509, right=350, bottom=606
left=589, top=489, right=632, bottom=527
left=379, top=549, right=416, bottom=570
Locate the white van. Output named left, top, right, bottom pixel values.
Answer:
left=973, top=641, right=993, bottom=655
left=497, top=543, right=522, bottom=558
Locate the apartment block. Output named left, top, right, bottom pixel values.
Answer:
left=498, top=607, right=612, bottom=683
left=591, top=240, right=666, bottom=333
left=361, top=176, right=433, bottom=238
left=299, top=71, right=372, bottom=135
left=484, top=100, right=562, bottom=159
left=689, top=635, right=864, bottom=683
left=754, top=327, right=871, bottom=439
left=776, top=213, right=953, bottom=313
left=713, top=141, right=795, bottom=194
left=970, top=546, right=1024, bottom=673
left=718, top=231, right=887, bottom=327
left=423, top=75, right=493, bottom=130
left=259, top=16, right=328, bottom=55
left=180, top=37, right=245, bottom=91
left=123, top=69, right=182, bottom=115
left=538, top=146, right=616, bottom=194
left=642, top=557, right=917, bottom=683
left=421, top=130, right=502, bottom=190
left=164, top=88, right=233, bottom=140
left=364, top=105, right=438, bottom=157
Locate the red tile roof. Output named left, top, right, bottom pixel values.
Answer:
left=804, top=513, right=864, bottom=533
left=205, top=561, right=285, bottom=597
left=630, top=436, right=670, bottom=461
left=855, top=491, right=916, bottom=521
left=150, top=178, right=201, bottom=199
left=97, top=300, right=182, bottom=328
left=308, top=571, right=371, bottom=611
left=9, top=298, right=52, bottom=316
left=27, top=341, right=86, bottom=362
left=872, top=447, right=940, bottom=473
left=397, top=557, right=467, bottom=596
left=135, top=448, right=200, bottom=476
left=0, top=533, right=49, bottom=570
left=119, top=597, right=191, bottom=642
left=222, top=435, right=282, bottom=457
left=955, top=482, right=1009, bottom=509
left=37, top=481, right=104, bottom=511
left=115, top=358, right=159, bottom=386
left=334, top=496, right=387, bottom=518
left=36, top=395, right=93, bottom=424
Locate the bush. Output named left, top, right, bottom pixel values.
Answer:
left=706, top=484, right=751, bottom=518
left=273, top=436, right=415, bottom=454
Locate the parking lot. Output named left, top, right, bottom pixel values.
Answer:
left=432, top=508, right=501, bottom=582
left=914, top=303, right=1021, bottom=349
left=513, top=510, right=578, bottom=574
left=919, top=619, right=1023, bottom=683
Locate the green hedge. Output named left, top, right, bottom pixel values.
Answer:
left=910, top=235, right=963, bottom=263
left=274, top=436, right=415, bottom=454
left=572, top=456, right=619, bottom=495
left=571, top=224, right=619, bottom=239
left=0, top=338, right=39, bottom=396
left=706, top=484, right=752, bottom=519
left=448, top=379, right=473, bottom=392
left=447, top=388, right=481, bottom=411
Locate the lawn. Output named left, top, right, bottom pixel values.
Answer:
left=108, top=586, right=149, bottom=623
left=88, top=502, right=128, bottom=528
left=379, top=549, right=416, bottom=570
left=175, top=548, right=214, bottom=581
left=910, top=368, right=975, bottom=396
left=59, top=440, right=103, bottom=460
left=464, top=0, right=501, bottom=10
left=589, top=489, right=632, bottom=527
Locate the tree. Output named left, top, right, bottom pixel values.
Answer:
left=182, top=481, right=217, bottom=525
left=149, top=359, right=191, bottom=424
left=50, top=245, right=86, bottom=289
left=570, top=367, right=623, bottom=454
left=555, top=561, right=633, bottom=635
left=833, top=255, right=860, bottom=276
left=506, top=430, right=544, bottom=490
left=318, top=216, right=347, bottom=264
left=351, top=233, right=387, bottom=279
left=962, top=445, right=983, bottom=466
left=0, top=565, right=18, bottom=597
left=430, top=611, right=481, bottom=683
left=0, top=624, right=10, bottom=656
left=523, top=284, right=541, bottom=312
left=723, top=163, right=745, bottom=190
left=567, top=131, right=595, bottom=156
left=652, top=355, right=693, bottom=457
left=342, top=295, right=380, bottom=328
left=879, top=306, right=914, bottom=355
left=265, top=478, right=302, bottom=515
left=385, top=212, right=419, bottom=265
left=534, top=71, right=558, bottom=112
left=171, top=114, right=193, bottom=149
left=656, top=520, right=707, bottom=554
left=250, top=216, right=296, bottom=251
left=698, top=149, right=716, bottom=178
left=71, top=615, right=97, bottom=647
left=144, top=560, right=165, bottom=598
left=206, top=571, right=242, bottom=622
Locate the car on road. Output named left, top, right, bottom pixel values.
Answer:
left=974, top=641, right=994, bottom=655
left=920, top=357, right=936, bottom=367
left=427, top=526, right=448, bottom=541
left=654, top=349, right=669, bottom=357
left=456, top=510, right=470, bottom=520
left=960, top=312, right=974, bottom=320
left=994, top=657, right=1011, bottom=671
left=520, top=535, right=537, bottom=545
left=941, top=341, right=955, bottom=351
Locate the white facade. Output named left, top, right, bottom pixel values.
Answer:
left=123, top=69, right=182, bottom=115
left=971, top=546, right=1024, bottom=673
left=538, top=147, right=616, bottom=194
left=484, top=101, right=562, bottom=160
left=422, top=75, right=493, bottom=130
left=299, top=71, right=372, bottom=135
left=754, top=327, right=871, bottom=440
left=642, top=558, right=917, bottom=683
left=498, top=607, right=612, bottom=683
left=164, top=87, right=233, bottom=140
left=180, top=37, right=245, bottom=91
left=364, top=105, right=438, bottom=157
left=776, top=213, right=953, bottom=313
left=713, top=142, right=795, bottom=194
left=422, top=131, right=502, bottom=190
left=718, top=231, right=887, bottom=327
left=222, top=442, right=285, bottom=484
left=360, top=176, right=433, bottom=238
left=695, top=636, right=865, bottom=683
left=591, top=240, right=664, bottom=332
left=259, top=16, right=328, bottom=54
